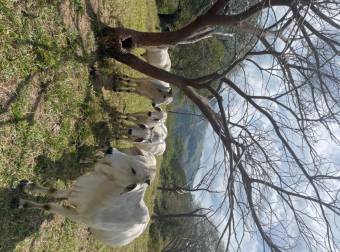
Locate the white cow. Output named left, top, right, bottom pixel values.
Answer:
left=115, top=77, right=173, bottom=107
left=131, top=122, right=167, bottom=156
left=11, top=148, right=156, bottom=247
left=152, top=122, right=168, bottom=140
left=142, top=47, right=171, bottom=72
left=90, top=67, right=172, bottom=107
left=134, top=140, right=166, bottom=157
left=119, top=107, right=167, bottom=128
left=116, top=123, right=153, bottom=143
left=118, top=122, right=168, bottom=146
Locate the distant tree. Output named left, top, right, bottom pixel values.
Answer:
left=153, top=203, right=224, bottom=252
left=162, top=218, right=225, bottom=252
left=93, top=0, right=340, bottom=251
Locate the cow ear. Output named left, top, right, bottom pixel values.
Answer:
left=121, top=183, right=137, bottom=195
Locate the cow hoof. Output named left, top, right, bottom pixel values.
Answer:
left=10, top=197, right=20, bottom=209
left=112, top=80, right=117, bottom=90
left=18, top=179, right=30, bottom=192
left=89, top=66, right=96, bottom=77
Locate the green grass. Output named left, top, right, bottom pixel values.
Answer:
left=0, top=0, right=160, bottom=251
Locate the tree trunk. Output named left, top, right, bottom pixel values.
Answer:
left=99, top=0, right=293, bottom=52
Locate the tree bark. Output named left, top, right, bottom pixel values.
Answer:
left=99, top=0, right=294, bottom=52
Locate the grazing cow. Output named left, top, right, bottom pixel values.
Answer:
left=142, top=47, right=171, bottom=72
left=119, top=107, right=167, bottom=128
left=152, top=121, right=168, bottom=140
left=114, top=76, right=173, bottom=107
left=116, top=123, right=154, bottom=143
left=116, top=122, right=168, bottom=156
left=119, top=122, right=168, bottom=145
left=134, top=140, right=167, bottom=157
left=11, top=148, right=156, bottom=247
left=133, top=122, right=168, bottom=156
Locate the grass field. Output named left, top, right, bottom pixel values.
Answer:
left=0, top=0, right=160, bottom=251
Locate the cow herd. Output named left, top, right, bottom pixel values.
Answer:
left=11, top=47, right=174, bottom=247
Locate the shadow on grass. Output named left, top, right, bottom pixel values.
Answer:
left=32, top=80, right=110, bottom=184
left=13, top=38, right=93, bottom=65
left=1, top=128, right=109, bottom=251
left=0, top=74, right=52, bottom=127
left=1, top=70, right=82, bottom=130
left=98, top=97, right=123, bottom=140
left=0, top=73, right=39, bottom=116
left=0, top=187, right=53, bottom=252
left=2, top=149, right=99, bottom=250
left=0, top=83, right=116, bottom=250
left=34, top=151, right=86, bottom=184
left=0, top=2, right=127, bottom=250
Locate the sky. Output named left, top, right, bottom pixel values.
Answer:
left=187, top=4, right=340, bottom=252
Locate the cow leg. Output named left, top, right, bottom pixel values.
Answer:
left=113, top=76, right=136, bottom=91
left=118, top=113, right=136, bottom=121
left=19, top=180, right=70, bottom=199
left=114, top=87, right=135, bottom=93
left=11, top=198, right=80, bottom=220
left=124, top=77, right=149, bottom=85
left=117, top=76, right=150, bottom=85
left=117, top=111, right=128, bottom=119
left=116, top=122, right=128, bottom=132
left=114, top=129, right=130, bottom=140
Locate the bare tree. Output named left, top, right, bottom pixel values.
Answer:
left=153, top=208, right=212, bottom=220
left=92, top=0, right=340, bottom=251
left=158, top=184, right=223, bottom=194
left=161, top=216, right=224, bottom=252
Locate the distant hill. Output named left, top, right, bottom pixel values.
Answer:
left=168, top=93, right=208, bottom=182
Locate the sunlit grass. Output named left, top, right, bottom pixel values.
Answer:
left=0, top=0, right=160, bottom=251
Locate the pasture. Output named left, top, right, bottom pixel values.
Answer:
left=0, top=0, right=161, bottom=251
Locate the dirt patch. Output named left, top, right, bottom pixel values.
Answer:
left=59, top=0, right=101, bottom=55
